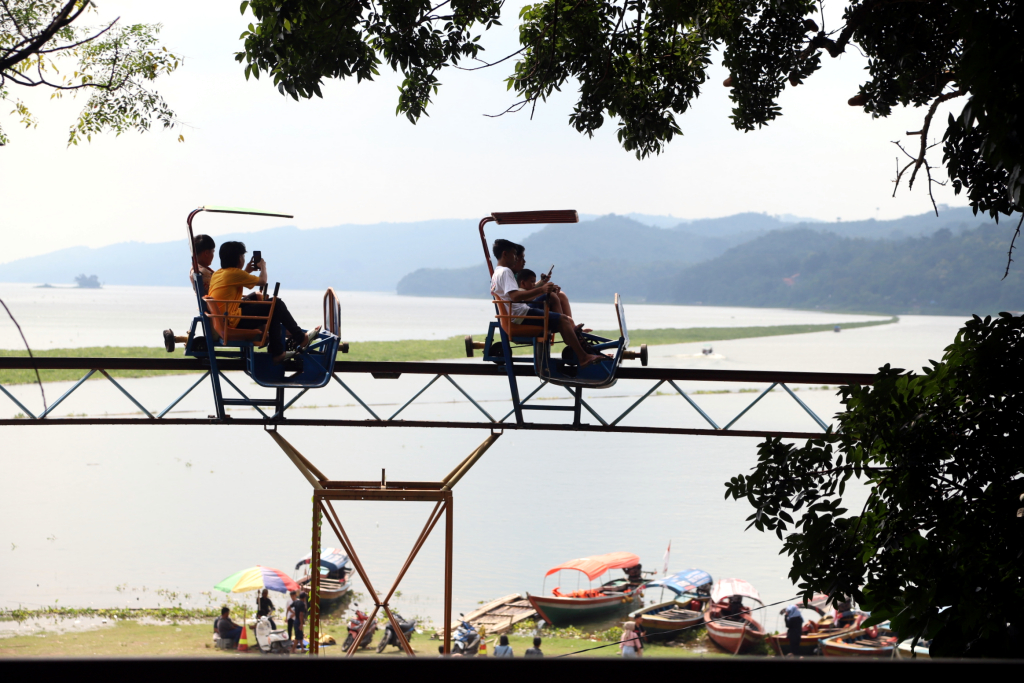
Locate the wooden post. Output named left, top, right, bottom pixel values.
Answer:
left=309, top=497, right=321, bottom=655
left=443, top=491, right=453, bottom=655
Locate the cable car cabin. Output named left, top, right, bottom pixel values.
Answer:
left=466, top=210, right=647, bottom=424
left=181, top=206, right=346, bottom=420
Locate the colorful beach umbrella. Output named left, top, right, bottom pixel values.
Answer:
left=214, top=565, right=300, bottom=594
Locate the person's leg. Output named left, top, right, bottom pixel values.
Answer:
left=268, top=297, right=305, bottom=340
left=556, top=291, right=573, bottom=318
left=226, top=626, right=243, bottom=640
left=287, top=618, right=294, bottom=639
left=556, top=314, right=603, bottom=367
left=241, top=301, right=286, bottom=357
left=269, top=617, right=276, bottom=630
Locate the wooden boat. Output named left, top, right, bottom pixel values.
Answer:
left=767, top=595, right=860, bottom=656
left=441, top=593, right=537, bottom=637
left=630, top=598, right=709, bottom=640
left=703, top=578, right=767, bottom=654
left=527, top=552, right=644, bottom=627
left=632, top=569, right=713, bottom=640
left=821, top=626, right=898, bottom=658
left=294, top=547, right=352, bottom=614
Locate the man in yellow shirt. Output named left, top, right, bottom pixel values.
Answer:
left=208, top=241, right=320, bottom=363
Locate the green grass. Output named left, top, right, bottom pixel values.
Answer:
left=0, top=317, right=897, bottom=385
left=0, top=620, right=720, bottom=658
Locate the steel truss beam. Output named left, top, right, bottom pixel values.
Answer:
left=0, top=358, right=864, bottom=437
left=267, top=429, right=501, bottom=657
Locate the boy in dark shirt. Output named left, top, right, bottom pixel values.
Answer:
left=524, top=637, right=544, bottom=656
left=291, top=592, right=308, bottom=652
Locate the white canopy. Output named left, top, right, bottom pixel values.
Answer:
left=710, top=578, right=763, bottom=605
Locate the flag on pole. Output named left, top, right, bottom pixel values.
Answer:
left=662, top=540, right=671, bottom=576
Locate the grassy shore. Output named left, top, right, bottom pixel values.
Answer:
left=0, top=317, right=897, bottom=385
left=0, top=619, right=723, bottom=658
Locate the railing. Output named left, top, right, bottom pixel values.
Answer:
left=0, top=357, right=874, bottom=438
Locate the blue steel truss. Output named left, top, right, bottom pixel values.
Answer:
left=0, top=366, right=837, bottom=437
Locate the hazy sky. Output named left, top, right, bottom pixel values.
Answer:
left=0, top=1, right=972, bottom=262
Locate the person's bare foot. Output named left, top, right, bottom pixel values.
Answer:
left=580, top=354, right=606, bottom=368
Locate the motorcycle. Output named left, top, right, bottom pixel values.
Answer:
left=376, top=612, right=417, bottom=653
left=451, top=615, right=481, bottom=656
left=341, top=604, right=378, bottom=651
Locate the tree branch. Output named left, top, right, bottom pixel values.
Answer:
left=1003, top=213, right=1024, bottom=280
left=0, top=0, right=87, bottom=72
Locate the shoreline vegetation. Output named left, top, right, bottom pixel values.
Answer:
left=0, top=317, right=897, bottom=385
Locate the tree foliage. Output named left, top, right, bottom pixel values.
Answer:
left=236, top=0, right=1021, bottom=221
left=0, top=0, right=181, bottom=145
left=725, top=313, right=1024, bottom=657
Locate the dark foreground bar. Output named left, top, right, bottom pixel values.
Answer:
left=0, top=656, right=1018, bottom=679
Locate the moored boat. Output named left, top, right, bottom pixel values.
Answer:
left=632, top=569, right=713, bottom=640
left=294, top=547, right=353, bottom=614
left=767, top=594, right=860, bottom=656
left=703, top=578, right=766, bottom=654
left=821, top=625, right=898, bottom=658
left=527, top=552, right=644, bottom=627
left=896, top=637, right=931, bottom=659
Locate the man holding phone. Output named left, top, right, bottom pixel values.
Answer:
left=208, top=241, right=320, bottom=364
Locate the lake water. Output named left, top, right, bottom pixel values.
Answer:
left=0, top=284, right=969, bottom=633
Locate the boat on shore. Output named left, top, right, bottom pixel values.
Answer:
left=294, top=547, right=352, bottom=614
left=441, top=593, right=537, bottom=637
left=704, top=578, right=766, bottom=654
left=527, top=552, right=644, bottom=627
left=631, top=569, right=713, bottom=640
left=821, top=625, right=898, bottom=658
left=767, top=594, right=860, bottom=656
left=896, top=637, right=931, bottom=659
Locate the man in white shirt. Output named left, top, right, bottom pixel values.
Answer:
left=490, top=239, right=604, bottom=367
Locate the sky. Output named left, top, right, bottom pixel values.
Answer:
left=0, top=1, right=974, bottom=263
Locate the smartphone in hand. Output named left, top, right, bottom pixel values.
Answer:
left=252, top=250, right=262, bottom=266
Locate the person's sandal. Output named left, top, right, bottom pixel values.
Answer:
left=163, top=329, right=175, bottom=353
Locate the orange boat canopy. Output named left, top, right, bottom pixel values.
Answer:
left=544, top=552, right=640, bottom=581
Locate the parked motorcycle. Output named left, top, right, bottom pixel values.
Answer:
left=341, top=604, right=378, bottom=651
left=452, top=615, right=481, bottom=656
left=376, top=612, right=417, bottom=653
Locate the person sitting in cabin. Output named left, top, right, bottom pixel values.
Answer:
left=623, top=563, right=644, bottom=586
left=490, top=239, right=604, bottom=368
left=207, top=241, right=321, bottom=364
left=512, top=243, right=591, bottom=333
left=163, top=234, right=217, bottom=352
left=721, top=595, right=747, bottom=620
left=216, top=607, right=243, bottom=641
left=834, top=598, right=856, bottom=627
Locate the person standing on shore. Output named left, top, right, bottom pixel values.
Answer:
left=524, top=637, right=544, bottom=656
left=620, top=622, right=643, bottom=658
left=493, top=634, right=514, bottom=657
left=290, top=591, right=307, bottom=652
left=782, top=604, right=804, bottom=655
left=257, top=588, right=276, bottom=630
left=285, top=591, right=296, bottom=641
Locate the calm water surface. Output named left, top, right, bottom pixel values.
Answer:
left=0, top=285, right=969, bottom=630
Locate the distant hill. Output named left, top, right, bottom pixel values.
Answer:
left=0, top=207, right=996, bottom=296
left=649, top=225, right=1024, bottom=315
left=397, top=208, right=1005, bottom=308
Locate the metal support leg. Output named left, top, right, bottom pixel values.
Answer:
left=499, top=329, right=524, bottom=424
left=573, top=386, right=583, bottom=426
left=444, top=491, right=453, bottom=655
left=310, top=497, right=321, bottom=655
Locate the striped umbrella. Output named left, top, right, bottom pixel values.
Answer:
left=214, top=565, right=300, bottom=594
